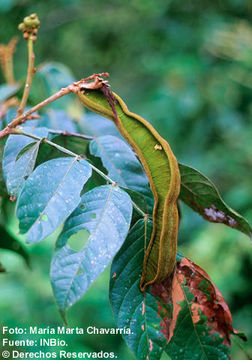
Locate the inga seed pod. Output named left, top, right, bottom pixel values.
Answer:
left=77, top=85, right=180, bottom=291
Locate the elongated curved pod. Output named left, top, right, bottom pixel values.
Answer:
left=77, top=89, right=180, bottom=290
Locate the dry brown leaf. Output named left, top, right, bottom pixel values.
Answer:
left=150, top=256, right=238, bottom=347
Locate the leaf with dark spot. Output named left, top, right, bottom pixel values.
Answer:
left=179, top=163, right=252, bottom=239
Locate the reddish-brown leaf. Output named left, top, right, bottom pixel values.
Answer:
left=151, top=255, right=237, bottom=355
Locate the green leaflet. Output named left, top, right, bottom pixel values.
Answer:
left=39, top=109, right=78, bottom=132
left=89, top=135, right=154, bottom=213
left=80, top=112, right=122, bottom=138
left=3, top=127, right=49, bottom=197
left=51, top=185, right=132, bottom=312
left=37, top=62, right=76, bottom=110
left=110, top=219, right=169, bottom=360
left=179, top=163, right=252, bottom=239
left=16, top=157, right=92, bottom=243
left=78, top=88, right=181, bottom=290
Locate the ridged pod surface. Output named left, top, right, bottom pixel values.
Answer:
left=77, top=89, right=180, bottom=290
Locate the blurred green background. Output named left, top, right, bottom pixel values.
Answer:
left=0, top=0, right=251, bottom=359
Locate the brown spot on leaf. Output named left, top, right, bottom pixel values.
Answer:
left=112, top=272, right=117, bottom=279
left=150, top=276, right=173, bottom=340
left=169, top=273, right=184, bottom=341
left=191, top=303, right=202, bottom=323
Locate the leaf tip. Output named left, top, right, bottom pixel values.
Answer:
left=232, top=330, right=248, bottom=342
left=59, top=309, right=68, bottom=326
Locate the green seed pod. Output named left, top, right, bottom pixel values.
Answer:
left=77, top=87, right=180, bottom=290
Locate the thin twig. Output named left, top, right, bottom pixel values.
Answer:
left=0, top=86, right=72, bottom=140
left=0, top=73, right=109, bottom=140
left=14, top=129, right=78, bottom=158
left=17, top=37, right=35, bottom=117
left=49, top=129, right=93, bottom=140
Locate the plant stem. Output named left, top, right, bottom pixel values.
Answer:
left=134, top=201, right=149, bottom=219
left=0, top=86, right=72, bottom=140
left=17, top=37, right=35, bottom=117
left=15, top=129, right=78, bottom=158
left=14, top=129, right=148, bottom=217
left=0, top=72, right=109, bottom=140
left=49, top=129, right=93, bottom=141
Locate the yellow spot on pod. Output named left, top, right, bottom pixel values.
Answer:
left=154, top=144, right=162, bottom=150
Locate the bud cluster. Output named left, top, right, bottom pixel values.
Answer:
left=18, top=13, right=40, bottom=41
